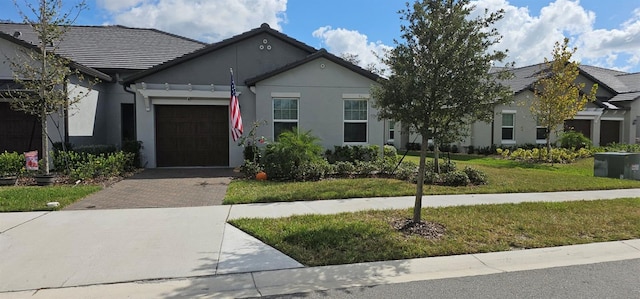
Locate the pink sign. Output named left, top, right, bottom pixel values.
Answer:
left=24, top=151, right=38, bottom=171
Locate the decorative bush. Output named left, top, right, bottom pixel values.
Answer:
left=262, top=129, right=324, bottom=181
left=425, top=159, right=457, bottom=173
left=559, top=131, right=591, bottom=149
left=383, top=145, right=397, bottom=158
left=440, top=171, right=470, bottom=186
left=240, top=160, right=263, bottom=178
left=294, top=159, right=331, bottom=181
left=0, top=151, right=24, bottom=176
left=333, top=161, right=356, bottom=176
left=122, top=140, right=143, bottom=168
left=497, top=147, right=592, bottom=163
left=325, top=145, right=379, bottom=164
left=393, top=160, right=418, bottom=181
left=73, top=144, right=117, bottom=156
left=422, top=171, right=440, bottom=184
left=463, top=166, right=488, bottom=185
left=596, top=143, right=640, bottom=153
left=53, top=150, right=135, bottom=181
left=354, top=160, right=378, bottom=175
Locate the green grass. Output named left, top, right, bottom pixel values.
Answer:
left=224, top=157, right=640, bottom=204
left=0, top=185, right=101, bottom=212
left=230, top=198, right=640, bottom=266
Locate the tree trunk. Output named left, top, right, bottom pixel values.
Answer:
left=41, top=110, right=49, bottom=174
left=433, top=141, right=440, bottom=174
left=546, top=128, right=552, bottom=162
left=413, top=134, right=429, bottom=223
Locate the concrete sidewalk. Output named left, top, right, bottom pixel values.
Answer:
left=1, top=189, right=640, bottom=298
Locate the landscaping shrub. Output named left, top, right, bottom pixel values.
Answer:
left=0, top=151, right=24, bottom=176
left=559, top=131, right=591, bottom=149
left=497, top=147, right=592, bottom=163
left=262, top=129, right=324, bottom=181
left=383, top=145, right=397, bottom=158
left=422, top=171, right=440, bottom=184
left=240, top=160, right=263, bottom=178
left=325, top=145, right=380, bottom=164
left=53, top=150, right=135, bottom=181
left=122, top=140, right=143, bottom=168
left=294, top=159, right=331, bottom=181
left=476, top=144, right=497, bottom=155
left=333, top=161, right=356, bottom=176
left=463, top=166, right=488, bottom=185
left=596, top=143, right=640, bottom=153
left=440, top=171, right=470, bottom=186
left=393, top=160, right=418, bottom=181
left=426, top=159, right=457, bottom=173
left=354, top=160, right=378, bottom=175
left=73, top=144, right=117, bottom=156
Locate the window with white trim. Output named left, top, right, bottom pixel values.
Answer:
left=388, top=120, right=396, bottom=141
left=536, top=120, right=547, bottom=142
left=501, top=113, right=515, bottom=142
left=273, top=98, right=298, bottom=140
left=344, top=99, right=368, bottom=143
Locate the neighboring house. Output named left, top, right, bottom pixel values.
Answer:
left=0, top=23, right=383, bottom=168
left=0, top=23, right=205, bottom=156
left=395, top=63, right=640, bottom=151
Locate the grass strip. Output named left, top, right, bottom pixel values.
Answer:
left=230, top=198, right=640, bottom=266
left=0, top=185, right=101, bottom=212
left=224, top=158, right=640, bottom=204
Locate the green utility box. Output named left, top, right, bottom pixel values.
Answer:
left=594, top=152, right=640, bottom=180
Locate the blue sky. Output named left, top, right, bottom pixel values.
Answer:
left=2, top=0, right=640, bottom=72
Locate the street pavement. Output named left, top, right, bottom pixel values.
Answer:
left=1, top=188, right=639, bottom=298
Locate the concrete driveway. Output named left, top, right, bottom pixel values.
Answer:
left=65, top=168, right=239, bottom=210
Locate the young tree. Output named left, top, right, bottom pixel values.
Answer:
left=531, top=38, right=598, bottom=159
left=5, top=0, right=92, bottom=174
left=372, top=0, right=513, bottom=223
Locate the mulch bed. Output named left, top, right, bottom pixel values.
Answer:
left=391, top=218, right=447, bottom=239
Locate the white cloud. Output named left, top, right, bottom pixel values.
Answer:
left=470, top=0, right=640, bottom=71
left=312, top=26, right=391, bottom=74
left=96, top=0, right=288, bottom=42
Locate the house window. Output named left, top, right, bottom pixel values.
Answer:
left=389, top=120, right=395, bottom=141
left=344, top=99, right=367, bottom=143
left=273, top=98, right=298, bottom=140
left=536, top=120, right=547, bottom=142
left=501, top=113, right=515, bottom=142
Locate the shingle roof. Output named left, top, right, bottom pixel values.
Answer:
left=245, top=48, right=381, bottom=85
left=0, top=23, right=206, bottom=71
left=0, top=30, right=112, bottom=82
left=499, top=63, right=640, bottom=98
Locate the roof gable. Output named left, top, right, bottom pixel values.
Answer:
left=123, top=23, right=317, bottom=85
left=245, top=48, right=381, bottom=86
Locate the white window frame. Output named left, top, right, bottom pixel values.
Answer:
left=343, top=97, right=368, bottom=144
left=501, top=111, right=516, bottom=145
left=272, top=97, right=299, bottom=140
left=536, top=120, right=547, bottom=144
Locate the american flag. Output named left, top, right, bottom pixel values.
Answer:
left=230, top=68, right=243, bottom=141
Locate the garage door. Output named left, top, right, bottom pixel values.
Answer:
left=155, top=105, right=229, bottom=167
left=0, top=102, right=42, bottom=153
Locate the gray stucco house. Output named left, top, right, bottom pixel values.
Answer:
left=0, top=23, right=383, bottom=168
left=2, top=22, right=639, bottom=168
left=398, top=63, right=640, bottom=151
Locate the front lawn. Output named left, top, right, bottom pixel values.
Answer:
left=230, top=198, right=640, bottom=266
left=0, top=185, right=101, bottom=212
left=224, top=157, right=640, bottom=204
